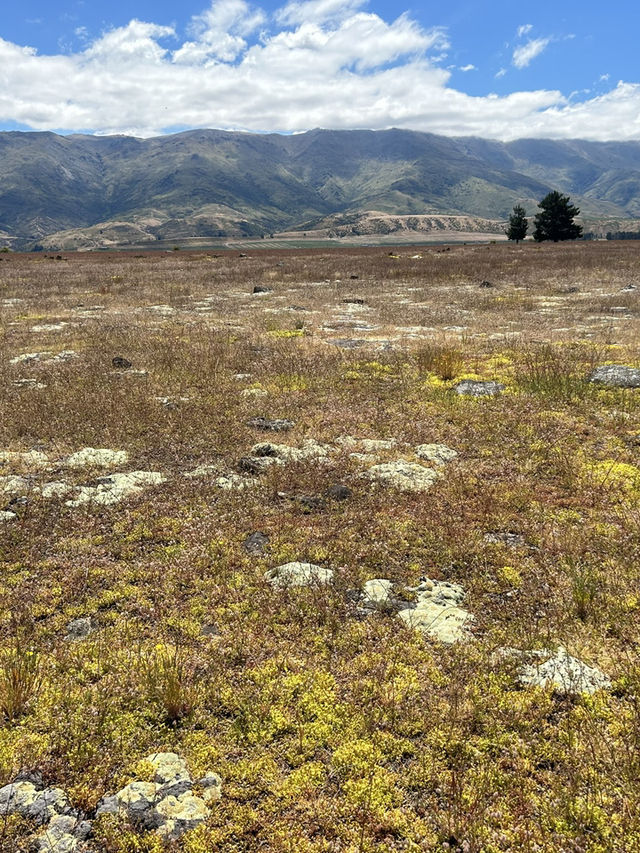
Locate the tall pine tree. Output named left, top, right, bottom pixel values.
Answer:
left=533, top=191, right=583, bottom=242
left=506, top=205, right=528, bottom=242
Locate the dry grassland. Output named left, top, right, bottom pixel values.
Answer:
left=1, top=241, right=640, bottom=852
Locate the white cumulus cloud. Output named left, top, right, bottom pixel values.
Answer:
left=0, top=1, right=638, bottom=141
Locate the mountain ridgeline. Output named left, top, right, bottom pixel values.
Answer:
left=2, top=128, right=640, bottom=249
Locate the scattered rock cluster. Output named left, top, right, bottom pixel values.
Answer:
left=97, top=753, right=221, bottom=842
left=0, top=777, right=91, bottom=853
left=0, top=753, right=221, bottom=850
left=361, top=577, right=473, bottom=644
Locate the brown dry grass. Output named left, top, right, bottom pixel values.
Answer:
left=1, top=241, right=640, bottom=852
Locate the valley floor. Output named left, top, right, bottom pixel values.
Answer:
left=1, top=242, right=640, bottom=852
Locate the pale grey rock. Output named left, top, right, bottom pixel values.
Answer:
left=113, top=781, right=160, bottom=817
left=589, top=365, right=640, bottom=388
left=505, top=647, right=611, bottom=695
left=215, top=473, right=253, bottom=490
left=454, top=380, right=504, bottom=396
left=198, top=772, right=222, bottom=793
left=398, top=602, right=471, bottom=644
left=0, top=475, right=31, bottom=496
left=362, top=579, right=396, bottom=612
left=96, top=753, right=221, bottom=841
left=31, top=323, right=68, bottom=333
left=0, top=450, right=51, bottom=470
left=265, top=561, right=334, bottom=587
left=0, top=780, right=39, bottom=816
left=38, top=482, right=72, bottom=499
left=65, top=471, right=166, bottom=507
left=241, top=388, right=268, bottom=398
left=9, top=351, right=53, bottom=365
left=415, top=444, right=458, bottom=465
left=249, top=439, right=330, bottom=465
left=0, top=510, right=17, bottom=522
left=65, top=618, right=93, bottom=641
left=36, top=815, right=79, bottom=853
left=484, top=531, right=526, bottom=547
left=397, top=579, right=471, bottom=644
left=64, top=448, right=128, bottom=469
left=363, top=461, right=441, bottom=492
left=337, top=436, right=397, bottom=452
left=13, top=378, right=47, bottom=389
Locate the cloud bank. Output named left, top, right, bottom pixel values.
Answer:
left=0, top=0, right=639, bottom=140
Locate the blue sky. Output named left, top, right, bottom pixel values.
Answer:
left=1, top=0, right=638, bottom=139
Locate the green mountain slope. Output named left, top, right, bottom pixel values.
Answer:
left=1, top=128, right=640, bottom=248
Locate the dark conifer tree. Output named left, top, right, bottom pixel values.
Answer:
left=533, top=191, right=583, bottom=242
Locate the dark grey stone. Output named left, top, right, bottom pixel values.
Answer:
left=244, top=531, right=270, bottom=555
left=325, top=484, right=352, bottom=501
left=112, top=356, right=132, bottom=369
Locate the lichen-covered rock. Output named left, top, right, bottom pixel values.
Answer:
left=0, top=450, right=51, bottom=470
left=414, top=444, right=458, bottom=465
left=265, top=561, right=334, bottom=587
left=337, top=436, right=397, bottom=452
left=397, top=579, right=471, bottom=644
left=36, top=815, right=84, bottom=853
left=249, top=439, right=330, bottom=465
left=215, top=473, right=253, bottom=490
left=362, top=579, right=396, bottom=612
left=38, top=482, right=72, bottom=499
left=0, top=475, right=30, bottom=496
left=115, top=781, right=160, bottom=817
left=153, top=792, right=210, bottom=841
left=64, top=448, right=129, bottom=469
left=65, top=471, right=166, bottom=507
left=504, top=647, right=611, bottom=695
left=0, top=782, right=71, bottom=825
left=149, top=753, right=192, bottom=796
left=64, top=618, right=94, bottom=641
left=454, top=380, right=505, bottom=396
left=398, top=601, right=471, bottom=644
left=96, top=753, right=221, bottom=841
left=9, top=351, right=53, bottom=365
left=198, top=772, right=223, bottom=804
left=363, top=461, right=441, bottom=492
left=0, top=510, right=17, bottom=522
left=589, top=365, right=640, bottom=388
left=484, top=531, right=526, bottom=547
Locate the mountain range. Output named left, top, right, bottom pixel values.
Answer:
left=2, top=128, right=640, bottom=249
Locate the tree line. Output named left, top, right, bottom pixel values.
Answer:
left=506, top=191, right=583, bottom=243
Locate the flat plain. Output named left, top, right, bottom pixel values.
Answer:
left=1, top=241, right=640, bottom=852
